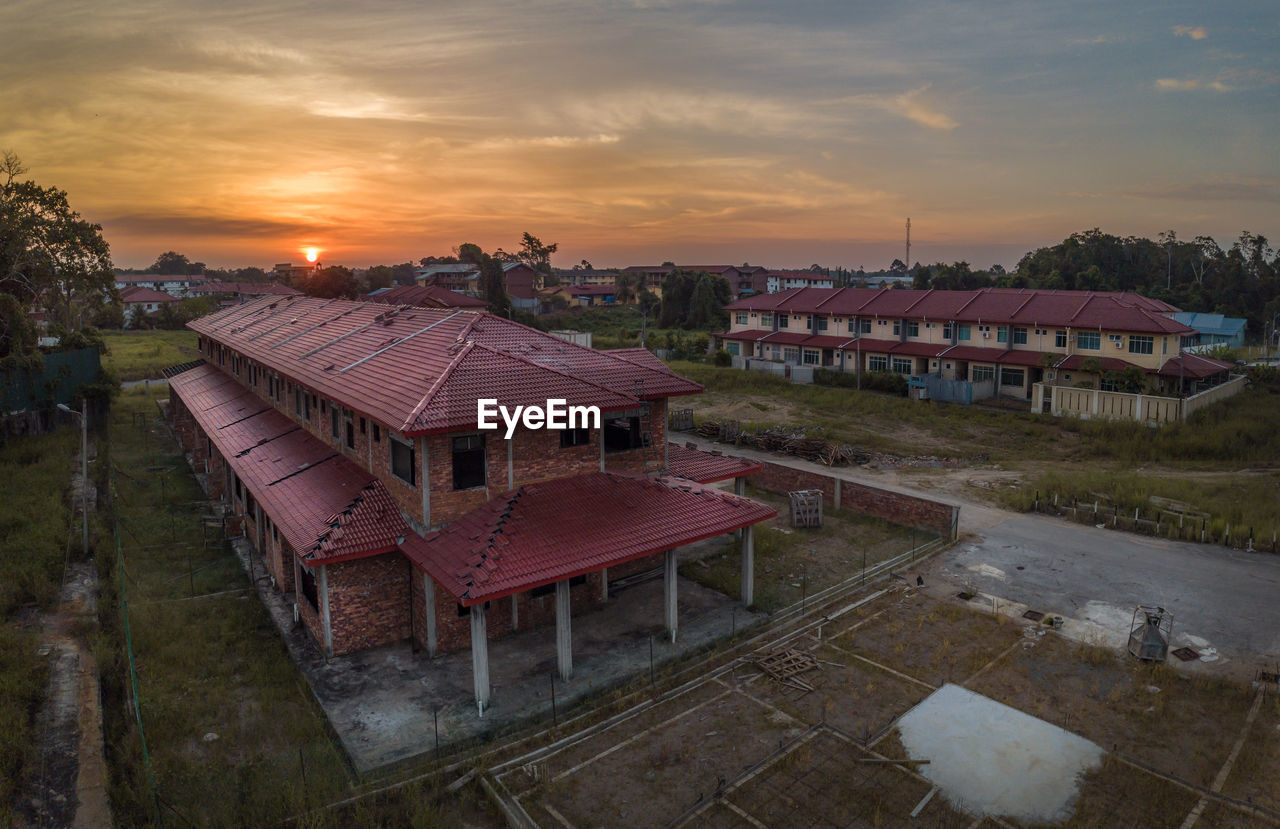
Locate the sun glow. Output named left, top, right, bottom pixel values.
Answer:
left=303, top=246, right=320, bottom=263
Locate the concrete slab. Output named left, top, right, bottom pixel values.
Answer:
left=897, top=683, right=1104, bottom=823
left=923, top=514, right=1280, bottom=674
left=234, top=539, right=763, bottom=773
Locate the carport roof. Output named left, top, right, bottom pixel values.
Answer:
left=666, top=442, right=763, bottom=484
left=399, top=472, right=776, bottom=605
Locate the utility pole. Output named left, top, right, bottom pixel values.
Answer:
left=905, top=218, right=911, bottom=273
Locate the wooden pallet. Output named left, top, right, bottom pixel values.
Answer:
left=756, top=648, right=821, bottom=692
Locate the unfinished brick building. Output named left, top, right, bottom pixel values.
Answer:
left=167, top=296, right=773, bottom=710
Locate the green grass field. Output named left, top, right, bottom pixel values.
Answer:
left=101, top=330, right=200, bottom=381
left=102, top=386, right=492, bottom=826
left=0, top=428, right=76, bottom=820
left=667, top=361, right=1280, bottom=538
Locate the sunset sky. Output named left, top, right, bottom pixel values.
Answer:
left=2, top=1, right=1276, bottom=271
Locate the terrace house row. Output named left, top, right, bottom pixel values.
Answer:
left=716, top=287, right=1236, bottom=401
left=167, top=296, right=773, bottom=710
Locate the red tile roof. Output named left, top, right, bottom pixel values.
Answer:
left=835, top=338, right=900, bottom=353
left=937, top=345, right=1008, bottom=363
left=997, top=350, right=1056, bottom=368
left=399, top=472, right=775, bottom=604
left=120, top=286, right=179, bottom=303
left=190, top=281, right=301, bottom=296
left=169, top=363, right=406, bottom=565
left=1053, top=354, right=1140, bottom=372
left=1157, top=353, right=1235, bottom=379
left=365, top=285, right=488, bottom=308
left=189, top=298, right=702, bottom=436
left=758, top=331, right=813, bottom=346
left=666, top=443, right=763, bottom=483
left=890, top=341, right=948, bottom=358
left=719, top=329, right=774, bottom=342
left=726, top=287, right=1191, bottom=335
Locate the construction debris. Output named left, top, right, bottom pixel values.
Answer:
left=789, top=490, right=824, bottom=528
left=689, top=419, right=969, bottom=468
left=755, top=648, right=822, bottom=692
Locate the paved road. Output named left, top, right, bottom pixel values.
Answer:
left=682, top=435, right=1280, bottom=671
left=929, top=513, right=1280, bottom=669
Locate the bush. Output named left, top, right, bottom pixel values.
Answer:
left=813, top=368, right=907, bottom=396
left=712, top=349, right=732, bottom=366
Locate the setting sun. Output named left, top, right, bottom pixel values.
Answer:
left=303, top=247, right=320, bottom=263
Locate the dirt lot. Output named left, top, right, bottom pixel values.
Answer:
left=681, top=485, right=932, bottom=612
left=499, top=588, right=1280, bottom=828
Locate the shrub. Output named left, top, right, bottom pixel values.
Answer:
left=712, top=349, right=732, bottom=366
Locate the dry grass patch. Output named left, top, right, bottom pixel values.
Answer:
left=965, top=634, right=1256, bottom=787
left=681, top=485, right=924, bottom=613
left=838, top=592, right=1023, bottom=687
left=530, top=688, right=803, bottom=827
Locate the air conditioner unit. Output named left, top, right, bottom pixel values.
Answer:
left=1114, top=342, right=1123, bottom=349
left=982, top=332, right=990, bottom=339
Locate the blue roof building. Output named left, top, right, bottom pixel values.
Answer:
left=1172, top=313, right=1247, bottom=348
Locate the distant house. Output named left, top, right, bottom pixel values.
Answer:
left=416, top=262, right=541, bottom=311
left=538, top=285, right=574, bottom=312
left=764, top=271, right=835, bottom=293
left=416, top=263, right=480, bottom=293
left=620, top=264, right=768, bottom=300
left=120, top=286, right=179, bottom=322
left=716, top=286, right=1244, bottom=422
left=557, top=269, right=619, bottom=287
left=115, top=274, right=199, bottom=296
left=189, top=281, right=301, bottom=305
left=1172, top=313, right=1247, bottom=351
left=503, top=263, right=542, bottom=313
left=273, top=263, right=317, bottom=282
left=568, top=285, right=618, bottom=307
left=364, top=284, right=487, bottom=309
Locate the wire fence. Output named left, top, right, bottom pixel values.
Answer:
left=1030, top=491, right=1278, bottom=553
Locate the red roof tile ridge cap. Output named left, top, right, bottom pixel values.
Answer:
left=1011, top=293, right=1036, bottom=319
left=902, top=289, right=933, bottom=315
left=953, top=290, right=983, bottom=317
left=1067, top=293, right=1094, bottom=323
left=400, top=339, right=480, bottom=431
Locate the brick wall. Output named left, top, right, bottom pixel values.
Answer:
left=326, top=553, right=412, bottom=655
left=604, top=398, right=668, bottom=474
left=746, top=460, right=958, bottom=539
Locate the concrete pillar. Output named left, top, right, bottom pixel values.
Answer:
left=423, top=573, right=438, bottom=657
left=506, top=438, right=515, bottom=489
left=734, top=476, right=746, bottom=539
left=420, top=436, right=431, bottom=527
left=599, top=425, right=606, bottom=472
left=555, top=580, right=572, bottom=680
left=319, top=565, right=333, bottom=657
left=511, top=593, right=519, bottom=631
left=600, top=567, right=609, bottom=602
left=470, top=604, right=490, bottom=713
left=664, top=548, right=678, bottom=643
left=1134, top=394, right=1144, bottom=422
left=741, top=525, right=755, bottom=606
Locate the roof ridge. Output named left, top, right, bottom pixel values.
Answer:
left=400, top=338, right=479, bottom=432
